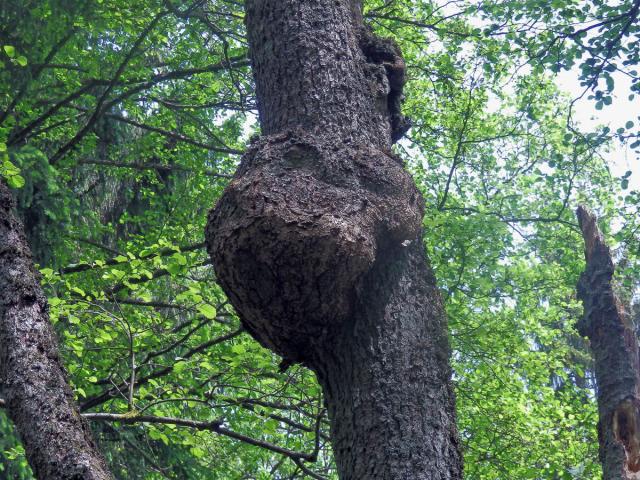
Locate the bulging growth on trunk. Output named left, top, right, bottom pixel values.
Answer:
left=207, top=130, right=423, bottom=362
left=576, top=205, right=640, bottom=479
left=0, top=182, right=113, bottom=479
left=207, top=0, right=462, bottom=478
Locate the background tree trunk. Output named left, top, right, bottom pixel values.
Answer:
left=0, top=181, right=113, bottom=480
left=576, top=205, right=640, bottom=479
left=206, top=0, right=462, bottom=478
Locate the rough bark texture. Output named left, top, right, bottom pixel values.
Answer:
left=576, top=205, right=640, bottom=480
left=0, top=182, right=113, bottom=480
left=206, top=0, right=462, bottom=478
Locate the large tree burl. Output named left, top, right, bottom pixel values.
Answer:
left=206, top=130, right=423, bottom=364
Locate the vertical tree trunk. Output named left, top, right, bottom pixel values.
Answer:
left=576, top=206, right=640, bottom=479
left=206, top=1, right=462, bottom=478
left=0, top=181, right=113, bottom=480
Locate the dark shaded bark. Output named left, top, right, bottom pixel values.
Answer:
left=0, top=181, right=113, bottom=480
left=576, top=206, right=640, bottom=479
left=206, top=0, right=462, bottom=478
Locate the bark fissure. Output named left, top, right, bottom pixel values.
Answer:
left=206, top=1, right=462, bottom=478
left=576, top=205, right=640, bottom=480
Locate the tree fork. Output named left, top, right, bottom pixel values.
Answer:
left=576, top=206, right=640, bottom=479
left=0, top=181, right=113, bottom=479
left=206, top=0, right=462, bottom=478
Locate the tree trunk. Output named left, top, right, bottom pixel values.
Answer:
left=0, top=181, right=113, bottom=480
left=576, top=205, right=640, bottom=479
left=206, top=1, right=462, bottom=478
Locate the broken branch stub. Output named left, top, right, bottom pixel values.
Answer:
left=576, top=205, right=640, bottom=479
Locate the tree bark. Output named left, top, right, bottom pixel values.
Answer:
left=206, top=1, right=462, bottom=478
left=576, top=205, right=640, bottom=480
left=0, top=181, right=113, bottom=480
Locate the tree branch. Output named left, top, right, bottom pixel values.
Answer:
left=9, top=55, right=248, bottom=149
left=8, top=81, right=99, bottom=146
left=77, top=160, right=233, bottom=177
left=437, top=77, right=476, bottom=210
left=105, top=259, right=211, bottom=296
left=0, top=27, right=78, bottom=126
left=60, top=241, right=205, bottom=274
left=49, top=12, right=168, bottom=164
left=71, top=108, right=243, bottom=155
left=84, top=412, right=316, bottom=460
left=80, top=327, right=243, bottom=411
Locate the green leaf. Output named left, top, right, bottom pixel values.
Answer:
left=71, top=286, right=85, bottom=296
left=173, top=252, right=187, bottom=265
left=166, top=262, right=181, bottom=276
left=3, top=45, right=15, bottom=58
left=605, top=75, right=614, bottom=91
left=174, top=361, right=188, bottom=373
left=7, top=175, right=24, bottom=188
left=190, top=446, right=205, bottom=458
left=197, top=304, right=217, bottom=319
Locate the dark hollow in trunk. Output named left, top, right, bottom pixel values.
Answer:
left=206, top=0, right=462, bottom=478
left=0, top=182, right=113, bottom=480
left=576, top=205, right=640, bottom=479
